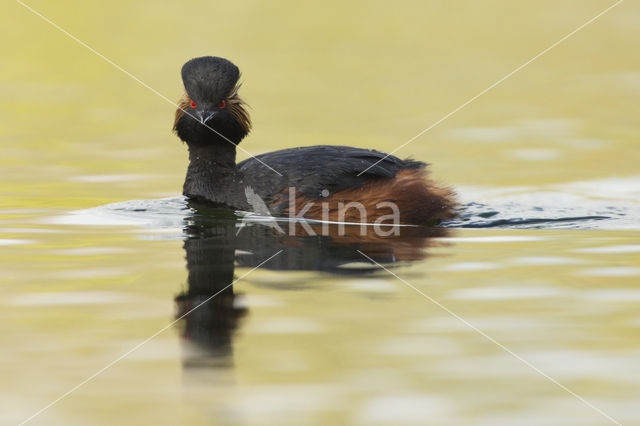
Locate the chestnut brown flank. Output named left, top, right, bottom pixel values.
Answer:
left=282, top=168, right=456, bottom=225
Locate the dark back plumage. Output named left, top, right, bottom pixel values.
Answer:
left=238, top=145, right=425, bottom=198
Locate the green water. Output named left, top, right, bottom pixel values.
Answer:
left=2, top=1, right=640, bottom=425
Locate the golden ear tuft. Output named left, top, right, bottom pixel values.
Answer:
left=173, top=92, right=191, bottom=133
left=227, top=81, right=252, bottom=134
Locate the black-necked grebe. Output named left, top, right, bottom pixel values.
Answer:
left=173, top=56, right=455, bottom=224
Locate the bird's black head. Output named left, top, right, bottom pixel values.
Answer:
left=173, top=56, right=251, bottom=146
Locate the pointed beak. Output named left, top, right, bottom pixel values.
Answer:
left=197, top=110, right=217, bottom=124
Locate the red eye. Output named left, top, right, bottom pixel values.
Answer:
left=219, top=100, right=226, bottom=109
left=190, top=100, right=196, bottom=108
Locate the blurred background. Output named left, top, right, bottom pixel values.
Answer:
left=1, top=1, right=639, bottom=425
left=2, top=0, right=638, bottom=209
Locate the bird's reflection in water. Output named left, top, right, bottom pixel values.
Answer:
left=175, top=208, right=450, bottom=374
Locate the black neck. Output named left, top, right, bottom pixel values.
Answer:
left=183, top=143, right=246, bottom=207
left=188, top=142, right=237, bottom=168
